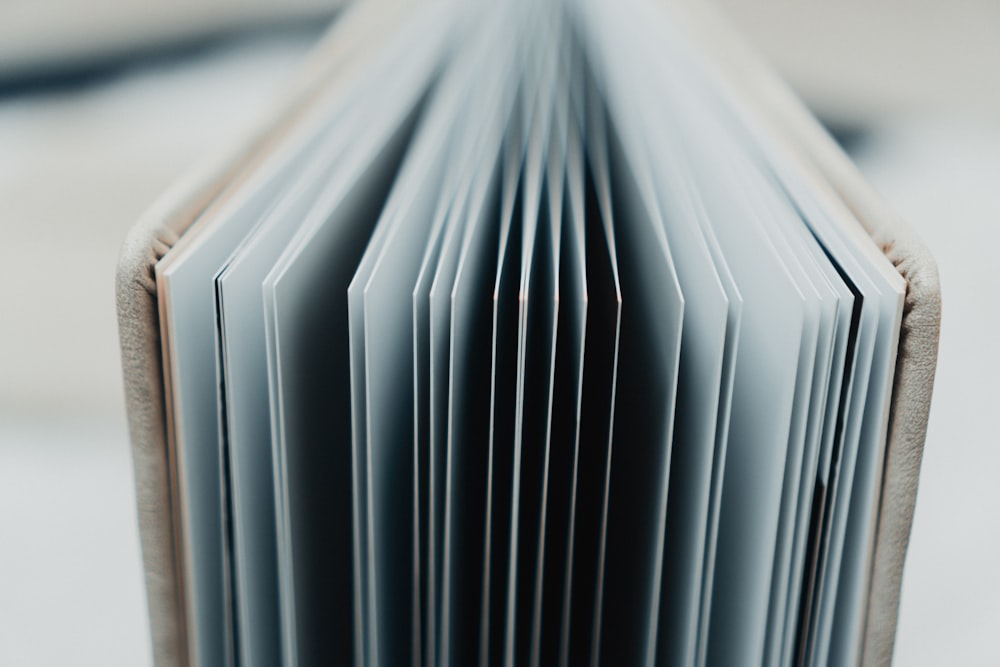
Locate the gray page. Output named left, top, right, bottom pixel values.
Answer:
left=571, top=5, right=804, bottom=665
left=258, top=10, right=457, bottom=664
left=526, top=55, right=569, bottom=667
left=349, top=16, right=519, bottom=663
left=753, top=184, right=839, bottom=667
left=583, top=24, right=733, bottom=667
left=760, top=157, right=900, bottom=667
left=504, top=18, right=562, bottom=667
left=776, top=213, right=854, bottom=667
left=536, top=115, right=587, bottom=667
left=562, top=76, right=622, bottom=667
left=665, top=58, right=829, bottom=667
left=155, top=5, right=450, bottom=664
left=636, top=16, right=904, bottom=662
left=597, top=110, right=685, bottom=667
left=482, top=106, right=527, bottom=667
left=213, top=21, right=441, bottom=665
left=157, top=85, right=350, bottom=667
left=741, top=118, right=903, bottom=667
left=346, top=38, right=485, bottom=667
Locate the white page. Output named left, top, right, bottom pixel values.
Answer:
left=260, top=134, right=408, bottom=667
left=630, top=21, right=836, bottom=667
left=351, top=108, right=465, bottom=667
left=644, top=157, right=731, bottom=667
left=682, top=126, right=818, bottom=667
left=527, top=50, right=570, bottom=667
left=652, top=88, right=746, bottom=667
left=157, top=79, right=334, bottom=667
left=789, top=279, right=863, bottom=666
left=212, top=19, right=446, bottom=665
left=827, top=301, right=902, bottom=666
left=502, top=60, right=556, bottom=667
left=689, top=144, right=805, bottom=667
left=254, top=11, right=458, bottom=667
left=657, top=56, right=844, bottom=667
left=436, top=105, right=512, bottom=664
left=757, top=158, right=901, bottom=667
left=607, top=6, right=905, bottom=663
left=776, top=221, right=855, bottom=667
left=503, top=15, right=562, bottom=666
left=718, top=94, right=904, bottom=667
left=804, top=288, right=878, bottom=666
left=562, top=74, right=623, bottom=667
left=696, top=139, right=824, bottom=667
left=785, top=207, right=889, bottom=667
left=355, top=128, right=454, bottom=667
left=439, top=156, right=505, bottom=666
left=595, top=112, right=685, bottom=667
left=216, top=96, right=371, bottom=667
left=482, top=104, right=528, bottom=667
left=410, top=158, right=464, bottom=667
left=343, top=17, right=509, bottom=663
left=694, top=214, right=744, bottom=667
left=403, top=33, right=519, bottom=662
left=581, top=16, right=734, bottom=665
left=407, top=62, right=489, bottom=667
left=396, top=18, right=535, bottom=667
left=469, top=18, right=549, bottom=667
left=759, top=135, right=902, bottom=667
left=596, top=7, right=899, bottom=659
left=780, top=274, right=850, bottom=664
left=715, top=144, right=838, bottom=667
left=533, top=35, right=686, bottom=662
left=752, top=187, right=840, bottom=667
left=537, top=114, right=587, bottom=667
left=577, top=5, right=806, bottom=665
left=663, top=111, right=806, bottom=667
left=153, top=7, right=437, bottom=660
left=817, top=229, right=902, bottom=667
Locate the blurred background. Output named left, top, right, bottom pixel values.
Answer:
left=0, top=0, right=995, bottom=664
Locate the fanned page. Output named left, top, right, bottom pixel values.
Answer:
left=152, top=0, right=904, bottom=665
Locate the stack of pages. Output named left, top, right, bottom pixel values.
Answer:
left=116, top=0, right=941, bottom=666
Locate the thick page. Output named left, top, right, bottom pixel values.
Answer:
left=537, top=111, right=587, bottom=667
left=258, top=8, right=457, bottom=664
left=213, top=17, right=450, bottom=665
left=345, top=17, right=501, bottom=663
left=582, top=16, right=734, bottom=666
left=153, top=4, right=454, bottom=665
left=119, top=3, right=935, bottom=666
left=562, top=85, right=622, bottom=667
left=503, top=15, right=562, bottom=665
left=575, top=4, right=803, bottom=665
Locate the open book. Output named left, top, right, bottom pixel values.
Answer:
left=115, top=1, right=941, bottom=665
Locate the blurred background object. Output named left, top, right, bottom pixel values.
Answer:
left=0, top=0, right=996, bottom=664
left=0, top=0, right=341, bottom=87
left=717, top=0, right=1000, bottom=125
